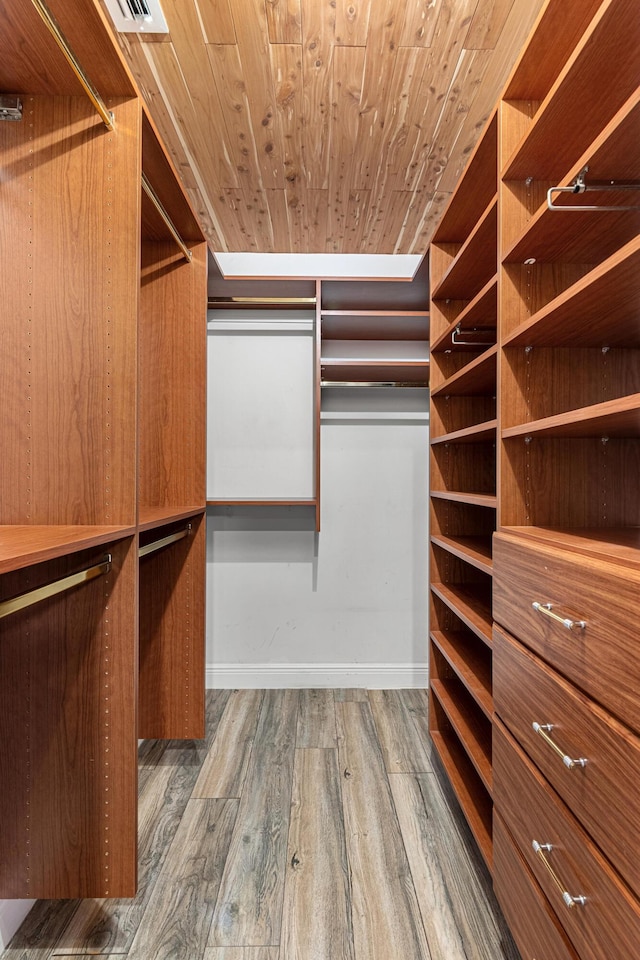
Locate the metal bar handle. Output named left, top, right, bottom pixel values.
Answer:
left=532, top=841, right=587, bottom=909
left=532, top=601, right=586, bottom=631
left=141, top=173, right=193, bottom=262
left=139, top=524, right=191, bottom=559
left=532, top=723, right=588, bottom=770
left=30, top=0, right=114, bottom=130
left=0, top=556, right=112, bottom=620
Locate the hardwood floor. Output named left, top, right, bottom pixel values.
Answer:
left=2, top=690, right=520, bottom=960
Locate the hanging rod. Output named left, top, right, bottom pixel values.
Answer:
left=0, top=555, right=111, bottom=621
left=547, top=166, right=640, bottom=212
left=30, top=0, right=114, bottom=131
left=451, top=323, right=495, bottom=347
left=142, top=172, right=193, bottom=262
left=139, top=524, right=191, bottom=559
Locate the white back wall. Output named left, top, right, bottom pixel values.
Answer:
left=206, top=395, right=429, bottom=688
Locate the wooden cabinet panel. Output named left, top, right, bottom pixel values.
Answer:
left=494, top=624, right=640, bottom=901
left=494, top=720, right=640, bottom=960
left=493, top=531, right=640, bottom=730
left=494, top=812, right=579, bottom=960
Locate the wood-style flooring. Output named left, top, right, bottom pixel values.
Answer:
left=2, top=690, right=520, bottom=960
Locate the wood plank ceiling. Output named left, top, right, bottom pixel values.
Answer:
left=104, top=0, right=545, bottom=255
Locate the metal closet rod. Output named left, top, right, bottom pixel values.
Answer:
left=0, top=555, right=112, bottom=621
left=321, top=380, right=426, bottom=388
left=547, top=166, right=640, bottom=212
left=142, top=173, right=193, bottom=262
left=139, top=524, right=191, bottom=559
left=30, top=0, right=114, bottom=131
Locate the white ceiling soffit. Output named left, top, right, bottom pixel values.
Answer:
left=214, top=252, right=423, bottom=280
left=103, top=0, right=169, bottom=34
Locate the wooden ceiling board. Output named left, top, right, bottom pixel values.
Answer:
left=99, top=0, right=547, bottom=254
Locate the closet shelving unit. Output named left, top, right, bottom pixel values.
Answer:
left=428, top=111, right=499, bottom=871
left=0, top=0, right=206, bottom=898
left=428, top=0, right=640, bottom=953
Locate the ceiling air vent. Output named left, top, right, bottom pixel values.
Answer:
left=104, top=0, right=169, bottom=33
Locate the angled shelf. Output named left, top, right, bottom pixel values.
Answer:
left=430, top=421, right=498, bottom=445
left=431, top=629, right=493, bottom=718
left=138, top=506, right=205, bottom=532
left=431, top=346, right=497, bottom=397
left=502, top=394, right=640, bottom=439
left=430, top=534, right=493, bottom=576
left=430, top=491, right=497, bottom=509
left=0, top=525, right=136, bottom=575
left=431, top=678, right=493, bottom=795
left=430, top=582, right=493, bottom=646
left=431, top=198, right=498, bottom=302
left=430, top=277, right=497, bottom=354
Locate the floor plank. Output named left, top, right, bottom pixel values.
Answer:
left=1, top=902, right=82, bottom=960
left=193, top=690, right=264, bottom=798
left=400, top=688, right=429, bottom=716
left=203, top=949, right=279, bottom=959
left=279, top=749, right=354, bottom=959
left=296, top=690, right=337, bottom=748
left=390, top=772, right=520, bottom=960
left=208, top=691, right=299, bottom=948
left=368, top=690, right=433, bottom=774
left=335, top=702, right=432, bottom=960
left=126, top=799, right=238, bottom=960
left=333, top=689, right=368, bottom=702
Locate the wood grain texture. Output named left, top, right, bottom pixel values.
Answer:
left=209, top=691, right=300, bottom=947
left=390, top=772, right=519, bottom=960
left=204, top=949, right=279, bottom=959
left=106, top=0, right=547, bottom=253
left=296, top=689, right=337, bottom=747
left=126, top=800, right=238, bottom=960
left=368, top=690, right=433, bottom=773
left=279, top=749, right=355, bottom=959
left=335, top=702, right=431, bottom=960
left=193, top=690, right=264, bottom=798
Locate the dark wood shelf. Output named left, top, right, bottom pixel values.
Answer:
left=431, top=490, right=497, bottom=509
left=430, top=582, right=493, bottom=645
left=431, top=346, right=497, bottom=397
left=432, top=198, right=498, bottom=301
left=320, top=312, right=428, bottom=341
left=430, top=421, right=497, bottom=446
left=430, top=726, right=493, bottom=872
left=431, top=629, right=493, bottom=718
left=431, top=678, right=493, bottom=794
left=321, top=359, right=429, bottom=385
left=502, top=394, right=640, bottom=440
left=433, top=114, right=498, bottom=242
left=0, top=525, right=136, bottom=575
left=431, top=534, right=493, bottom=576
left=500, top=525, right=640, bottom=571
left=503, top=236, right=640, bottom=348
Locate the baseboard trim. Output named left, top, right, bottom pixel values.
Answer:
left=206, top=662, right=428, bottom=689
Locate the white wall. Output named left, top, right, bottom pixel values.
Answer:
left=206, top=389, right=429, bottom=687
left=0, top=899, right=35, bottom=950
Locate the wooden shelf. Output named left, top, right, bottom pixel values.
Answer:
left=431, top=277, right=497, bottom=353
left=138, top=506, right=205, bottom=532
left=430, top=582, right=493, bottom=646
left=430, top=726, right=493, bottom=871
left=431, top=679, right=493, bottom=794
left=431, top=630, right=493, bottom=718
left=321, top=360, right=429, bottom=384
left=503, top=0, right=640, bottom=180
left=432, top=198, right=497, bottom=301
left=430, top=421, right=497, bottom=446
left=431, top=534, right=493, bottom=576
left=431, top=346, right=497, bottom=397
left=431, top=490, right=497, bottom=509
left=502, top=394, right=640, bottom=440
left=207, top=498, right=317, bottom=507
left=433, top=114, right=497, bottom=242
left=499, top=525, right=640, bottom=571
left=0, top=525, right=136, bottom=575
left=503, top=237, right=640, bottom=348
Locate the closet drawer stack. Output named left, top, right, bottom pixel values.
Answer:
left=492, top=0, right=640, bottom=956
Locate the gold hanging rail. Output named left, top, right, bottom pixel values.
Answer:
left=139, top=524, right=191, bottom=559
left=0, top=555, right=112, bottom=621
left=30, top=0, right=114, bottom=131
left=142, top=172, right=193, bottom=262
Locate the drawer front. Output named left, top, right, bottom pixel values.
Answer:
left=493, top=532, right=640, bottom=731
left=494, top=719, right=640, bottom=960
left=494, top=812, right=579, bottom=960
left=493, top=624, right=640, bottom=901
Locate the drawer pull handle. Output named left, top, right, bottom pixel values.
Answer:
left=532, top=841, right=587, bottom=909
left=532, top=601, right=587, bottom=631
left=532, top=723, right=588, bottom=770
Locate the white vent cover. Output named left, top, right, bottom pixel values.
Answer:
left=104, top=0, right=169, bottom=33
